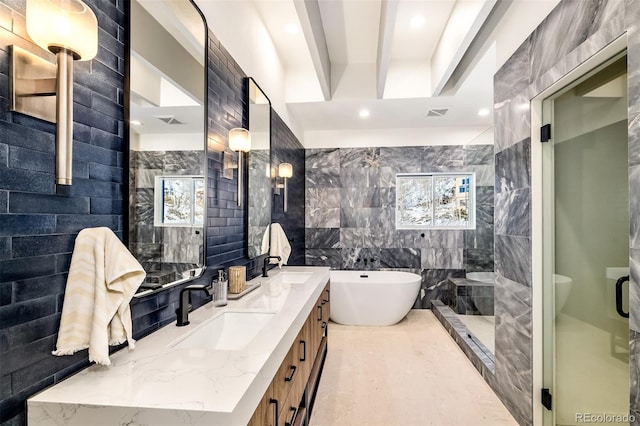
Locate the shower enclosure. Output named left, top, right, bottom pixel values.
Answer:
left=541, top=53, right=630, bottom=425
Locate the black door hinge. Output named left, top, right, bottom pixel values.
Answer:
left=541, top=388, right=552, bottom=410
left=541, top=124, right=551, bottom=142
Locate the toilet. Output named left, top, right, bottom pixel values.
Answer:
left=554, top=274, right=573, bottom=314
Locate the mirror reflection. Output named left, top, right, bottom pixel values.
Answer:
left=128, top=0, right=206, bottom=292
left=246, top=78, right=272, bottom=259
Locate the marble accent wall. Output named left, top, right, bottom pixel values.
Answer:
left=247, top=149, right=271, bottom=259
left=493, top=0, right=640, bottom=424
left=305, top=145, right=494, bottom=307
left=129, top=150, right=205, bottom=278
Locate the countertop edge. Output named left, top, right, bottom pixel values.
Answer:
left=26, top=266, right=331, bottom=426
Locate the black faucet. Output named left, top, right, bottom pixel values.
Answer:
left=175, top=284, right=213, bottom=326
left=262, top=256, right=281, bottom=277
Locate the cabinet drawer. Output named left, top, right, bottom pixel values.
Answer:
left=248, top=381, right=277, bottom=426
left=277, top=362, right=306, bottom=426
left=322, top=284, right=330, bottom=337
left=298, top=316, right=313, bottom=383
left=272, top=343, right=297, bottom=404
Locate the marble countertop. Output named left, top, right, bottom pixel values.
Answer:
left=28, top=266, right=331, bottom=426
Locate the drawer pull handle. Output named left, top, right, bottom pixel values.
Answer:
left=269, top=398, right=278, bottom=425
left=324, top=288, right=330, bottom=303
left=285, top=406, right=298, bottom=426
left=285, top=365, right=297, bottom=382
left=300, top=340, right=306, bottom=362
left=317, top=305, right=322, bottom=321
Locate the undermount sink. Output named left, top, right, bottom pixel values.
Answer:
left=171, top=311, right=275, bottom=351
left=277, top=272, right=314, bottom=284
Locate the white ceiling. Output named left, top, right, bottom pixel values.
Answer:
left=130, top=0, right=206, bottom=136
left=192, top=0, right=561, bottom=146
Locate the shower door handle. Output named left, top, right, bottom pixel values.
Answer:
left=615, top=275, right=629, bottom=318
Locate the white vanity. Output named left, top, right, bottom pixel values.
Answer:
left=27, top=266, right=330, bottom=425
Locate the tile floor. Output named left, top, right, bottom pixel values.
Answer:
left=309, top=310, right=516, bottom=426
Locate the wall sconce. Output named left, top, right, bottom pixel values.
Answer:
left=9, top=0, right=98, bottom=186
left=277, top=162, right=293, bottom=212
left=228, top=127, right=251, bottom=207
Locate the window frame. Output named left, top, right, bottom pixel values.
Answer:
left=395, top=172, right=476, bottom=230
left=154, top=175, right=205, bottom=227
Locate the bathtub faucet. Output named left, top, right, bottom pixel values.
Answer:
left=262, top=256, right=281, bottom=277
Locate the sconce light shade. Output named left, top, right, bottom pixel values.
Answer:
left=26, top=0, right=98, bottom=61
left=228, top=127, right=250, bottom=207
left=278, top=162, right=293, bottom=178
left=228, top=128, right=251, bottom=152
left=278, top=163, right=293, bottom=213
left=21, top=0, right=98, bottom=186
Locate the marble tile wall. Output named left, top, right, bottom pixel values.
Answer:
left=492, top=0, right=640, bottom=424
left=629, top=0, right=640, bottom=418
left=247, top=149, right=271, bottom=259
left=449, top=278, right=495, bottom=315
left=305, top=145, right=494, bottom=307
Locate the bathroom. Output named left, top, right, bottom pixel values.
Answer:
left=1, top=0, right=639, bottom=425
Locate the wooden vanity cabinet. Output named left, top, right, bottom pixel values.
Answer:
left=248, top=381, right=276, bottom=426
left=248, top=282, right=330, bottom=426
left=305, top=284, right=329, bottom=416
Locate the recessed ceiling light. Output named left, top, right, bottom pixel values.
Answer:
left=130, top=120, right=142, bottom=126
left=359, top=109, right=370, bottom=118
left=285, top=23, right=299, bottom=35
left=477, top=108, right=490, bottom=117
left=410, top=15, right=425, bottom=29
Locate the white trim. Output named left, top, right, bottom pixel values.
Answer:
left=531, top=93, right=544, bottom=426
left=530, top=34, right=628, bottom=426
left=395, top=172, right=476, bottom=230
left=153, top=175, right=205, bottom=227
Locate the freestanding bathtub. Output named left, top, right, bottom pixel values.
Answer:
left=329, top=270, right=421, bottom=326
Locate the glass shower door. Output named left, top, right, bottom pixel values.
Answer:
left=542, top=54, right=630, bottom=425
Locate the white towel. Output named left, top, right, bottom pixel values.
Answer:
left=261, top=223, right=291, bottom=267
left=53, top=227, right=146, bottom=366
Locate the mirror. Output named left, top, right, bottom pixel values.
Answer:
left=246, top=78, right=272, bottom=259
left=127, top=0, right=207, bottom=293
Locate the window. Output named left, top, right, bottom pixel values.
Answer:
left=396, top=173, right=475, bottom=229
left=154, top=176, right=205, bottom=226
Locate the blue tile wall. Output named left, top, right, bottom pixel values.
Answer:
left=0, top=4, right=308, bottom=424
left=0, top=1, right=125, bottom=424
left=271, top=113, right=305, bottom=265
